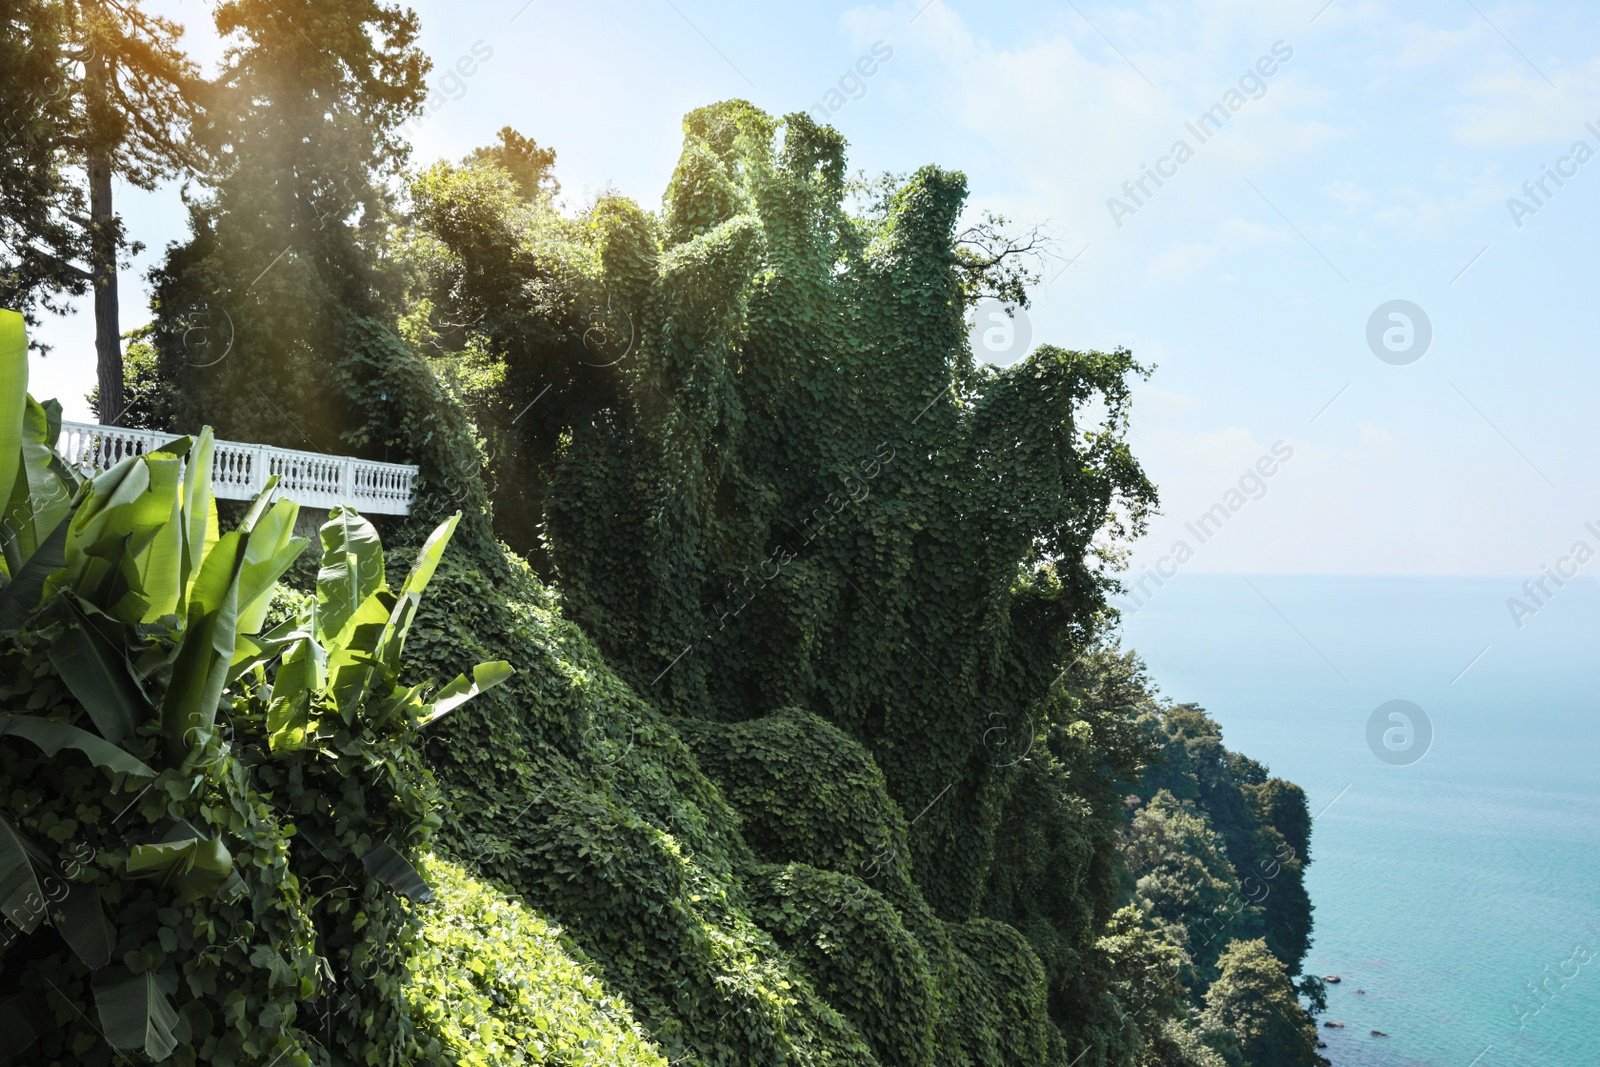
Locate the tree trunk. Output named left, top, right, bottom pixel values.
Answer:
left=86, top=43, right=121, bottom=425
left=89, top=149, right=121, bottom=424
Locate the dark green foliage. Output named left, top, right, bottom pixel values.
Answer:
left=678, top=708, right=919, bottom=912
left=396, top=100, right=1323, bottom=1067
left=748, top=862, right=938, bottom=1067
left=408, top=100, right=1159, bottom=938
left=1135, top=704, right=1314, bottom=976
left=405, top=551, right=889, bottom=1066
left=1199, top=940, right=1322, bottom=1067
left=148, top=0, right=492, bottom=546
left=0, top=1, right=88, bottom=333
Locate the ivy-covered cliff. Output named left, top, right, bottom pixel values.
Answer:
left=0, top=94, right=1324, bottom=1067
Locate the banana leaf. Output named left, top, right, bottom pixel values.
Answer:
left=265, top=631, right=327, bottom=752
left=315, top=506, right=384, bottom=645
left=0, top=714, right=156, bottom=778
left=361, top=841, right=434, bottom=904
left=0, top=816, right=51, bottom=938
left=178, top=429, right=216, bottom=614
left=0, top=500, right=78, bottom=632
left=158, top=530, right=249, bottom=763
left=0, top=310, right=26, bottom=530
left=3, top=396, right=78, bottom=568
left=46, top=603, right=152, bottom=745
left=128, top=826, right=233, bottom=895
left=423, top=660, right=514, bottom=726
left=93, top=969, right=180, bottom=1060
left=0, top=994, right=42, bottom=1059
left=235, top=496, right=306, bottom=636
left=52, top=880, right=114, bottom=969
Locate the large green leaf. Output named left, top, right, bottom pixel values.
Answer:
left=3, top=396, right=78, bottom=569
left=396, top=512, right=460, bottom=604
left=158, top=530, right=249, bottom=763
left=265, top=631, right=326, bottom=752
left=315, top=506, right=384, bottom=644
left=324, top=590, right=393, bottom=718
left=178, top=428, right=216, bottom=613
left=46, top=606, right=152, bottom=745
left=370, top=513, right=462, bottom=688
left=128, top=826, right=233, bottom=895
left=0, top=714, right=156, bottom=778
left=424, top=660, right=514, bottom=726
left=0, top=994, right=42, bottom=1059
left=93, top=969, right=180, bottom=1060
left=0, top=502, right=77, bottom=632
left=361, top=841, right=435, bottom=903
left=0, top=310, right=26, bottom=523
left=0, top=817, right=51, bottom=938
left=52, top=880, right=114, bottom=970
left=135, top=437, right=193, bottom=623
left=58, top=451, right=177, bottom=615
left=229, top=611, right=309, bottom=683
left=235, top=496, right=307, bottom=635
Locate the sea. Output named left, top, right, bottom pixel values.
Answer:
left=1119, top=574, right=1600, bottom=1067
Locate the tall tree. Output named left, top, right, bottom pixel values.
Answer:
left=151, top=0, right=430, bottom=447
left=0, top=0, right=88, bottom=339
left=466, top=125, right=559, bottom=199
left=149, top=0, right=493, bottom=550
left=63, top=0, right=201, bottom=422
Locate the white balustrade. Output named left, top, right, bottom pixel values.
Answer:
left=56, top=421, right=418, bottom=516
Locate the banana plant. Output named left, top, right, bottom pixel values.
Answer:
left=247, top=506, right=511, bottom=756
left=0, top=310, right=511, bottom=1059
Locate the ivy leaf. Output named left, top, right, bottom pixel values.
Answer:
left=93, top=969, right=180, bottom=1060
left=362, top=842, right=435, bottom=903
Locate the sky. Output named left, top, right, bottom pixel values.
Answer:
left=26, top=0, right=1600, bottom=577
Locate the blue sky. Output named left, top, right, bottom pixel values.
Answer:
left=27, top=0, right=1600, bottom=576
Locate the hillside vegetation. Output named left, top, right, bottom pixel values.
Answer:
left=0, top=6, right=1325, bottom=1056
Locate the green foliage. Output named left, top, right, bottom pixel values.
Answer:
left=147, top=0, right=490, bottom=545
left=466, top=127, right=559, bottom=200
left=405, top=550, right=894, bottom=1067
left=1135, top=704, right=1314, bottom=976
left=748, top=862, right=937, bottom=1067
left=0, top=0, right=89, bottom=333
left=395, top=101, right=1327, bottom=1067
left=406, top=855, right=667, bottom=1065
left=407, top=101, right=1159, bottom=940
left=0, top=310, right=506, bottom=1065
left=1198, top=940, right=1322, bottom=1067
left=1123, top=791, right=1252, bottom=986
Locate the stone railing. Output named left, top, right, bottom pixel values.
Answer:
left=57, top=422, right=419, bottom=516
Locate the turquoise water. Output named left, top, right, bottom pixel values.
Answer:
left=1119, top=574, right=1600, bottom=1067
